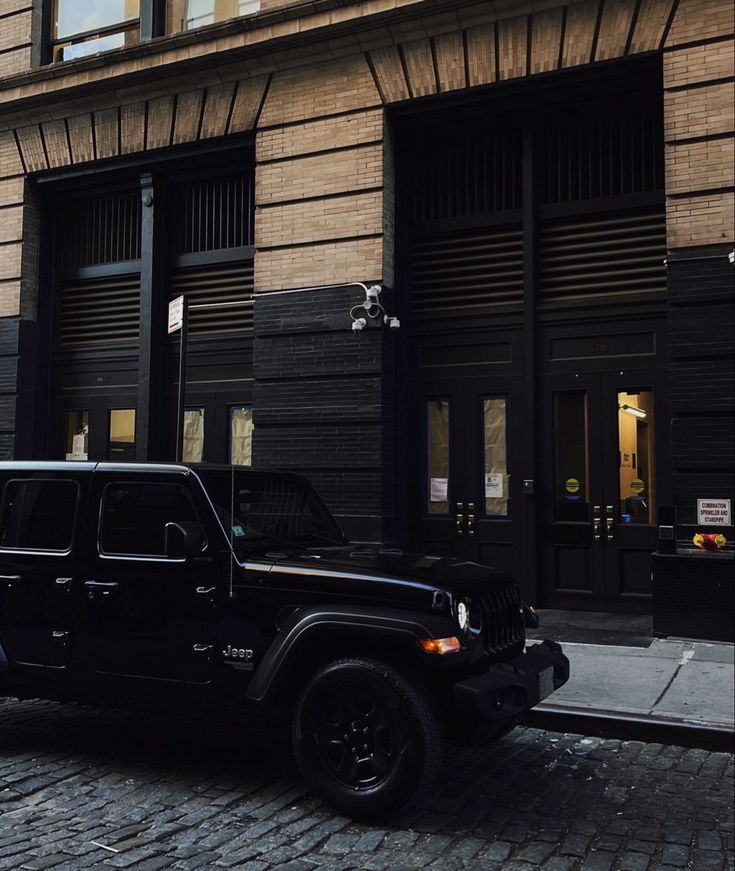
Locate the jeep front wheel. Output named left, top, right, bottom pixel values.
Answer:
left=292, top=657, right=443, bottom=821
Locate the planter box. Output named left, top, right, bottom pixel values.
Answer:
left=652, top=550, right=734, bottom=642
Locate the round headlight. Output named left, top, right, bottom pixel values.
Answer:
left=457, top=600, right=470, bottom=633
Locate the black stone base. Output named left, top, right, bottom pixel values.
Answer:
left=652, top=550, right=734, bottom=642
left=252, top=284, right=395, bottom=543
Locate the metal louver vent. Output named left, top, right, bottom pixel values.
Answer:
left=169, top=261, right=254, bottom=336
left=60, top=274, right=140, bottom=347
left=410, top=225, right=523, bottom=317
left=540, top=208, right=666, bottom=305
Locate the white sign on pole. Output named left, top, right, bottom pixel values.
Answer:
left=168, top=295, right=184, bottom=334
left=697, top=499, right=731, bottom=526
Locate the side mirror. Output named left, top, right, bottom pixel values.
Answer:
left=165, top=521, right=205, bottom=559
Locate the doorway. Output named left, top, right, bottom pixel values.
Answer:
left=406, top=364, right=529, bottom=589
left=539, top=370, right=667, bottom=611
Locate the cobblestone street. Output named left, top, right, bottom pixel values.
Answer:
left=0, top=699, right=732, bottom=871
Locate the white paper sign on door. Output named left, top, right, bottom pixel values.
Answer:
left=697, top=499, right=731, bottom=526
left=485, top=473, right=503, bottom=498
left=430, top=477, right=448, bottom=502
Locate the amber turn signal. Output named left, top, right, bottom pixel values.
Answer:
left=419, top=636, right=462, bottom=654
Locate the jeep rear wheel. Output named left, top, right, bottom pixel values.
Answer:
left=292, top=657, right=443, bottom=821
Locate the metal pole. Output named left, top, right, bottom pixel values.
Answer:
left=175, top=303, right=188, bottom=462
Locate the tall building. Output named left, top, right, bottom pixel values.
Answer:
left=0, top=0, right=733, bottom=613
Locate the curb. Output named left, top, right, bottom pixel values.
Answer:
left=523, top=703, right=735, bottom=753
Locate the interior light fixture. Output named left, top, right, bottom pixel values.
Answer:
left=620, top=404, right=647, bottom=419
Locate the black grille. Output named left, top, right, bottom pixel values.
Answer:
left=59, top=191, right=141, bottom=269
left=482, top=584, right=524, bottom=654
left=59, top=273, right=140, bottom=347
left=169, top=261, right=254, bottom=336
left=539, top=207, right=666, bottom=305
left=172, top=172, right=254, bottom=255
left=410, top=224, right=523, bottom=317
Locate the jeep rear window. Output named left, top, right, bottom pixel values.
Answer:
left=0, top=479, right=79, bottom=552
left=99, top=482, right=199, bottom=557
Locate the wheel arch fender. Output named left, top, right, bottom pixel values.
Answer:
left=246, top=605, right=457, bottom=705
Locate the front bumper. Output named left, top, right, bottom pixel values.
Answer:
left=454, top=640, right=569, bottom=722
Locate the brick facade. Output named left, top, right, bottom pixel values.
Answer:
left=0, top=0, right=733, bottom=561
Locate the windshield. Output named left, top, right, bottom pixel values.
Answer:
left=198, top=469, right=345, bottom=555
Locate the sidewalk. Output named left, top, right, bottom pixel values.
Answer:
left=524, top=611, right=735, bottom=751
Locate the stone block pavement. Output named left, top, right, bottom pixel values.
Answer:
left=0, top=699, right=733, bottom=871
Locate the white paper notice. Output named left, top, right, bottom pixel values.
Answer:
left=485, top=473, right=503, bottom=498
left=430, top=477, right=448, bottom=502
left=697, top=499, right=731, bottom=526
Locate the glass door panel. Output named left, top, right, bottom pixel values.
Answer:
left=108, top=409, right=136, bottom=461
left=553, top=391, right=590, bottom=522
left=183, top=408, right=205, bottom=463
left=617, top=390, right=655, bottom=525
left=65, top=410, right=90, bottom=460
left=426, top=399, right=450, bottom=515
left=229, top=406, right=253, bottom=465
left=482, top=398, right=509, bottom=517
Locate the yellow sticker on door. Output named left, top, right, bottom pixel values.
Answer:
left=631, top=478, right=645, bottom=494
left=565, top=478, right=580, bottom=494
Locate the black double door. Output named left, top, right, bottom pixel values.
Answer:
left=539, top=369, right=667, bottom=611
left=407, top=374, right=529, bottom=590
left=407, top=363, right=668, bottom=611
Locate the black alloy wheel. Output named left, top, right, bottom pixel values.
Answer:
left=311, top=687, right=402, bottom=789
left=292, top=657, right=443, bottom=821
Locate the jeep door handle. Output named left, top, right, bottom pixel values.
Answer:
left=0, top=574, right=21, bottom=585
left=84, top=580, right=119, bottom=598
left=196, top=586, right=217, bottom=603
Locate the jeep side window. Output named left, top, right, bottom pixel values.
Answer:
left=99, top=482, right=200, bottom=558
left=0, top=479, right=79, bottom=552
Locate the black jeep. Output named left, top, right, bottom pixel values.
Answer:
left=0, top=462, right=568, bottom=819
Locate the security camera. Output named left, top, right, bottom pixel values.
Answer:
left=384, top=316, right=401, bottom=330
left=352, top=317, right=367, bottom=332
left=366, top=285, right=382, bottom=303
left=729, top=250, right=735, bottom=265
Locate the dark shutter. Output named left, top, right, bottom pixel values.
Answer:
left=169, top=260, right=254, bottom=335
left=540, top=207, right=667, bottom=305
left=410, top=225, right=524, bottom=317
left=59, top=273, right=140, bottom=346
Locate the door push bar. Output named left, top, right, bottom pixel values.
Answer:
left=606, top=505, right=614, bottom=541
left=455, top=502, right=476, bottom=537
left=592, top=506, right=615, bottom=541
left=456, top=502, right=465, bottom=536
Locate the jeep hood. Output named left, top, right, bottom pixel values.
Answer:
left=266, top=546, right=516, bottom=595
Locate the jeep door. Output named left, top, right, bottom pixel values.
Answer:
left=74, top=471, right=222, bottom=701
left=0, top=469, right=86, bottom=683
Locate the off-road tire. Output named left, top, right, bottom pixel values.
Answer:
left=292, top=657, right=443, bottom=821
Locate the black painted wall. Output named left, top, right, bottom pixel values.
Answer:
left=252, top=286, right=397, bottom=543
left=667, top=250, right=735, bottom=540
left=0, top=318, right=36, bottom=461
